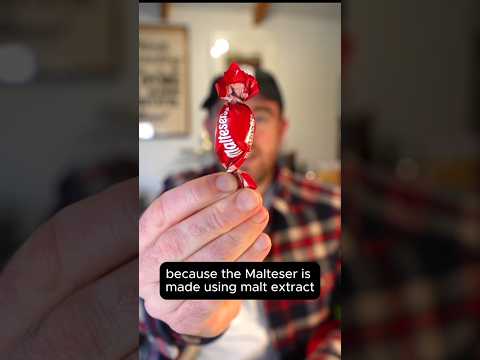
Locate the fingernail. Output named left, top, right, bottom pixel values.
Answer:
left=236, top=189, right=260, bottom=211
left=251, top=208, right=268, bottom=224
left=216, top=173, right=238, bottom=192
left=255, top=234, right=271, bottom=251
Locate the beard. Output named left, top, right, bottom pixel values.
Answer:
left=242, top=149, right=276, bottom=187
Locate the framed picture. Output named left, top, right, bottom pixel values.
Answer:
left=139, top=24, right=190, bottom=137
left=0, top=0, right=122, bottom=81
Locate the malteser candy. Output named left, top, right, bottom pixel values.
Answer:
left=214, top=63, right=260, bottom=189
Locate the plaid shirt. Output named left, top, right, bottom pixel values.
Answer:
left=342, top=158, right=480, bottom=359
left=140, top=164, right=341, bottom=360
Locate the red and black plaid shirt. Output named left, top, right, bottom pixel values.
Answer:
left=139, top=164, right=341, bottom=360
left=342, top=158, right=480, bottom=359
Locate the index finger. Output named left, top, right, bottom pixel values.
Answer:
left=139, top=172, right=238, bottom=254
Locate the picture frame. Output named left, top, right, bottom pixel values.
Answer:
left=139, top=24, right=190, bottom=138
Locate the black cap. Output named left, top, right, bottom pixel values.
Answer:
left=201, top=68, right=284, bottom=113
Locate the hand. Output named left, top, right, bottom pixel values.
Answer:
left=139, top=172, right=271, bottom=338
left=0, top=179, right=138, bottom=359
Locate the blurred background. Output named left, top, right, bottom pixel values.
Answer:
left=0, top=0, right=138, bottom=267
left=138, top=3, right=341, bottom=203
left=343, top=1, right=480, bottom=194
left=342, top=1, right=480, bottom=358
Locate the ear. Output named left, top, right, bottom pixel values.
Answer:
left=279, top=116, right=289, bottom=140
left=204, top=114, right=216, bottom=129
left=203, top=116, right=216, bottom=142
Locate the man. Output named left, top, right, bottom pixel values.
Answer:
left=139, top=68, right=341, bottom=359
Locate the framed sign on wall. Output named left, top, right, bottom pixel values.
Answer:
left=139, top=24, right=190, bottom=138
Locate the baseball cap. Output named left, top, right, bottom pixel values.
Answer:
left=201, top=67, right=284, bottom=113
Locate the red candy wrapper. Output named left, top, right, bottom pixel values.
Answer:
left=214, top=63, right=260, bottom=189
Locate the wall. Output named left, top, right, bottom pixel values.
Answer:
left=139, top=3, right=341, bottom=201
left=344, top=0, right=479, bottom=163
left=0, top=0, right=138, bottom=241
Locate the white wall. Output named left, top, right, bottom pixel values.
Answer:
left=139, top=3, right=341, bottom=201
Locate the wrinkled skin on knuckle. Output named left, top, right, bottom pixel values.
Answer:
left=205, top=205, right=228, bottom=232
left=184, top=220, right=209, bottom=238
left=157, top=228, right=185, bottom=260
left=181, top=204, right=229, bottom=241
left=185, top=185, right=203, bottom=206
left=208, top=232, right=238, bottom=260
